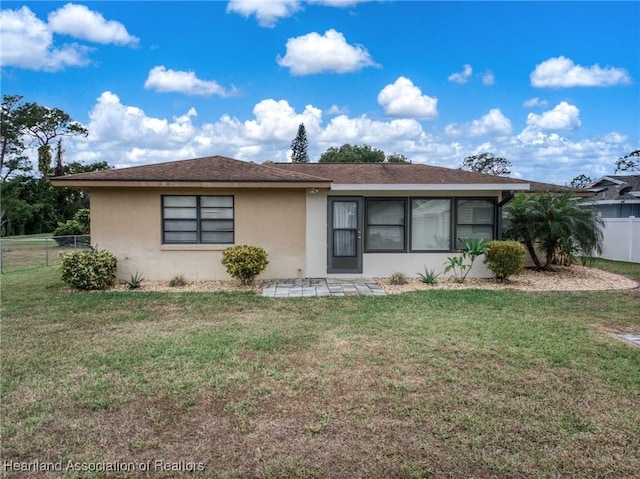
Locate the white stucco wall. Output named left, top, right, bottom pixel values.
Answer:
left=305, top=190, right=329, bottom=278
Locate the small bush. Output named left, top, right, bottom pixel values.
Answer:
left=124, top=271, right=144, bottom=289
left=389, top=272, right=408, bottom=285
left=444, top=238, right=487, bottom=283
left=417, top=267, right=440, bottom=285
left=484, top=240, right=526, bottom=281
left=221, top=245, right=269, bottom=285
left=60, top=248, right=117, bottom=290
left=53, top=208, right=90, bottom=245
left=169, top=274, right=188, bottom=287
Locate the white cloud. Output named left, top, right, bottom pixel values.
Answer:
left=320, top=115, right=424, bottom=145
left=469, top=109, right=513, bottom=137
left=65, top=91, right=636, bottom=186
left=326, top=105, right=348, bottom=116
left=226, top=0, right=371, bottom=26
left=307, top=0, right=368, bottom=6
left=482, top=70, right=495, bottom=86
left=226, top=0, right=300, bottom=27
left=144, top=66, right=237, bottom=97
left=531, top=56, right=632, bottom=88
left=0, top=4, right=138, bottom=71
left=276, top=29, right=378, bottom=75
left=523, top=97, right=548, bottom=109
left=448, top=64, right=472, bottom=84
left=88, top=91, right=171, bottom=147
left=446, top=109, right=513, bottom=138
left=244, top=99, right=323, bottom=141
left=525, top=101, right=581, bottom=131
left=48, top=3, right=139, bottom=46
left=0, top=6, right=91, bottom=71
left=377, top=77, right=438, bottom=120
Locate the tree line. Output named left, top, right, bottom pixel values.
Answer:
left=1, top=94, right=110, bottom=236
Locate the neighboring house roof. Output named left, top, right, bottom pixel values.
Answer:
left=51, top=155, right=563, bottom=192
left=584, top=175, right=640, bottom=202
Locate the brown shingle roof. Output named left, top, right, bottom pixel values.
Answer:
left=52, top=155, right=566, bottom=191
left=271, top=162, right=530, bottom=185
left=52, top=155, right=330, bottom=184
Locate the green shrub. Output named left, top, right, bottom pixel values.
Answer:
left=444, top=238, right=487, bottom=283
left=60, top=248, right=117, bottom=290
left=124, top=271, right=144, bottom=290
left=389, top=272, right=408, bottom=285
left=221, top=245, right=269, bottom=285
left=417, top=267, right=440, bottom=285
left=53, top=208, right=90, bottom=245
left=484, top=240, right=526, bottom=281
left=169, top=274, right=188, bottom=287
left=73, top=208, right=91, bottom=231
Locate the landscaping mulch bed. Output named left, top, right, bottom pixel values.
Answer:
left=104, top=265, right=638, bottom=294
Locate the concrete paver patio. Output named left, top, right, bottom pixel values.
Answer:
left=261, top=278, right=386, bottom=297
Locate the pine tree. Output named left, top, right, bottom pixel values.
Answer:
left=290, top=123, right=309, bottom=163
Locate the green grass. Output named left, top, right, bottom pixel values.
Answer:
left=1, top=232, right=54, bottom=239
left=0, top=236, right=90, bottom=273
left=1, top=266, right=639, bottom=479
left=586, top=257, right=640, bottom=281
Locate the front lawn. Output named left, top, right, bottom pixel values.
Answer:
left=1, top=266, right=639, bottom=478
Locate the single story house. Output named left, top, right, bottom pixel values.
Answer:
left=583, top=175, right=640, bottom=218
left=53, top=155, right=548, bottom=281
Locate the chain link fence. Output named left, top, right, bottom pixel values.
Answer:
left=0, top=235, right=91, bottom=273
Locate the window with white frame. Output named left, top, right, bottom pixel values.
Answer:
left=162, top=196, right=234, bottom=244
left=411, top=198, right=451, bottom=251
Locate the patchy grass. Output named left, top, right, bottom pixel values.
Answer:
left=587, top=257, right=640, bottom=282
left=1, top=267, right=639, bottom=479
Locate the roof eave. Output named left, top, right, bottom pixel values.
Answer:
left=330, top=183, right=531, bottom=191
left=51, top=180, right=333, bottom=189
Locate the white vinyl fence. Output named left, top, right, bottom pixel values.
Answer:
left=599, top=217, right=640, bottom=263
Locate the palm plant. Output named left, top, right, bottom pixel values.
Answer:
left=503, top=192, right=603, bottom=270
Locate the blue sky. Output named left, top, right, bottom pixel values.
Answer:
left=1, top=1, right=638, bottom=184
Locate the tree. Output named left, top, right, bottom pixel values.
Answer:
left=290, top=123, right=309, bottom=163
left=319, top=144, right=408, bottom=163
left=0, top=95, right=95, bottom=236
left=570, top=174, right=593, bottom=189
left=503, top=192, right=603, bottom=270
left=1, top=95, right=31, bottom=181
left=386, top=153, right=409, bottom=163
left=14, top=101, right=88, bottom=181
left=615, top=149, right=640, bottom=173
left=460, top=152, right=512, bottom=176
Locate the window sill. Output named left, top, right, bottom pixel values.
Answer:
left=161, top=243, right=233, bottom=252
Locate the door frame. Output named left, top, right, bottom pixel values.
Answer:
left=327, top=196, right=363, bottom=274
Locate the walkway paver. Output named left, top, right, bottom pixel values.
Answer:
left=261, top=278, right=385, bottom=298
